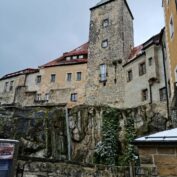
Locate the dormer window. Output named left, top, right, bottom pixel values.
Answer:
left=103, top=19, right=109, bottom=28
left=72, top=56, right=77, bottom=60
left=79, top=55, right=84, bottom=59
left=66, top=56, right=71, bottom=61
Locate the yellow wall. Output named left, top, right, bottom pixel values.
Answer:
left=36, top=63, right=87, bottom=108
left=163, top=0, right=177, bottom=90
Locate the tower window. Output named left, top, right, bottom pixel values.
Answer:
left=51, top=74, right=56, bottom=83
left=169, top=15, right=174, bottom=39
left=142, top=89, right=148, bottom=101
left=102, top=19, right=109, bottom=28
left=102, top=40, right=108, bottom=48
left=100, top=64, right=107, bottom=82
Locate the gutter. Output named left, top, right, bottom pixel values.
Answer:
left=159, top=28, right=170, bottom=119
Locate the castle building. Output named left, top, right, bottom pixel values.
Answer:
left=0, top=43, right=88, bottom=108
left=123, top=32, right=169, bottom=112
left=0, top=0, right=170, bottom=113
left=163, top=0, right=177, bottom=108
left=86, top=0, right=134, bottom=107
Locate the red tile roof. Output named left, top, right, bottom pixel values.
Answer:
left=125, top=32, right=161, bottom=65
left=40, top=42, right=88, bottom=68
left=0, top=68, right=39, bottom=80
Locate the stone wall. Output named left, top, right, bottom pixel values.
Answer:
left=0, top=104, right=170, bottom=165
left=86, top=0, right=134, bottom=107
left=138, top=146, right=177, bottom=177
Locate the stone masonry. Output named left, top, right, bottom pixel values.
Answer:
left=86, top=0, right=134, bottom=107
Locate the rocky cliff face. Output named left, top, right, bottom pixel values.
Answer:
left=0, top=104, right=170, bottom=165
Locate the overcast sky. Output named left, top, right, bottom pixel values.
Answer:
left=0, top=0, right=164, bottom=77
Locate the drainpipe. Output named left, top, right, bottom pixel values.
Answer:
left=149, top=82, right=153, bottom=104
left=160, top=31, right=170, bottom=119
left=65, top=106, right=71, bottom=160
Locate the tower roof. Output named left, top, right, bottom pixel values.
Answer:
left=90, top=0, right=134, bottom=19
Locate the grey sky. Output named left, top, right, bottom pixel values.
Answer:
left=0, top=0, right=164, bottom=77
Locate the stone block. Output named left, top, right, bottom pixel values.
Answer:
left=139, top=147, right=157, bottom=155
left=154, top=155, right=177, bottom=165
left=140, top=155, right=153, bottom=165
left=157, top=147, right=176, bottom=155
left=157, top=165, right=177, bottom=176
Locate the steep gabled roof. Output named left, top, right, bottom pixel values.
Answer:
left=123, top=32, right=161, bottom=67
left=40, top=42, right=88, bottom=68
left=0, top=68, right=39, bottom=80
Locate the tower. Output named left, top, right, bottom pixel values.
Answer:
left=86, top=0, right=134, bottom=107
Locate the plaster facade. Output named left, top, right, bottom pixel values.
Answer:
left=124, top=43, right=167, bottom=111
left=163, top=0, right=177, bottom=99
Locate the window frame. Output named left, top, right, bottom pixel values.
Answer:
left=148, top=57, right=153, bottom=66
left=159, top=87, right=167, bottom=101
left=102, top=18, right=109, bottom=28
left=71, top=93, right=77, bottom=102
left=9, top=81, right=14, bottom=91
left=99, top=64, right=107, bottom=82
left=169, top=15, right=174, bottom=39
left=76, top=72, right=82, bottom=81
left=67, top=73, right=72, bottom=81
left=139, top=62, right=146, bottom=76
left=4, top=82, right=9, bottom=92
left=142, top=89, right=148, bottom=101
left=51, top=74, right=56, bottom=83
left=36, top=75, right=42, bottom=84
left=102, top=39, right=108, bottom=48
left=127, top=69, right=133, bottom=82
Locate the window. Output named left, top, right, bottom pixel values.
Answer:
left=127, top=70, right=133, bottom=82
left=166, top=0, right=169, bottom=5
left=67, top=73, right=72, bottom=81
left=9, top=81, right=14, bottom=91
left=4, top=82, right=9, bottom=92
left=176, top=0, right=177, bottom=10
left=159, top=87, right=167, bottom=101
left=51, top=74, right=56, bottom=83
left=71, top=93, right=77, bottom=102
left=139, top=62, right=146, bottom=76
left=148, top=57, right=153, bottom=66
left=100, top=64, right=107, bottom=82
left=72, top=56, right=77, bottom=60
left=35, top=93, right=41, bottom=101
left=36, top=75, right=41, bottom=84
left=45, top=93, right=49, bottom=102
left=76, top=72, right=82, bottom=81
left=66, top=56, right=71, bottom=61
left=169, top=15, right=174, bottom=39
left=142, top=89, right=148, bottom=101
left=102, top=40, right=108, bottom=48
left=79, top=55, right=84, bottom=59
left=103, top=19, right=109, bottom=28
